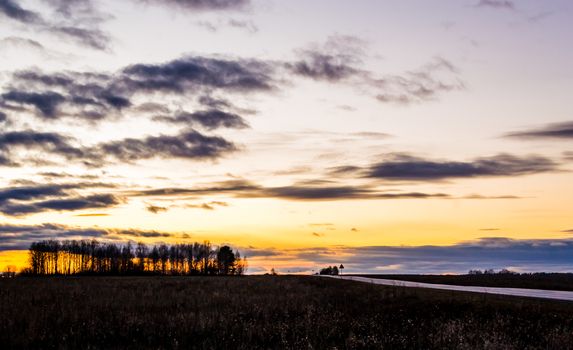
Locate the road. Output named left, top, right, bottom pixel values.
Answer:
left=324, top=275, right=573, bottom=302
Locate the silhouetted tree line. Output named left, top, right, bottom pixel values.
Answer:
left=319, top=266, right=339, bottom=275
left=23, top=240, right=246, bottom=276
left=468, top=269, right=518, bottom=275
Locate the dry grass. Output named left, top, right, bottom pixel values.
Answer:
left=356, top=273, right=573, bottom=291
left=1, top=276, right=573, bottom=349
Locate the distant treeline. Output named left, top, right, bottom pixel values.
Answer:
left=23, top=240, right=246, bottom=276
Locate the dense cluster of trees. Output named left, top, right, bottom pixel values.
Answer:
left=23, top=240, right=246, bottom=276
left=319, top=266, right=339, bottom=275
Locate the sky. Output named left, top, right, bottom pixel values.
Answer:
left=0, top=0, right=572, bottom=274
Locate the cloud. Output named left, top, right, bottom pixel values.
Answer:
left=0, top=36, right=44, bottom=50
left=127, top=179, right=450, bottom=201
left=0, top=0, right=41, bottom=23
left=0, top=130, right=93, bottom=166
left=98, top=130, right=237, bottom=162
left=0, top=194, right=123, bottom=216
left=137, top=0, right=250, bottom=11
left=227, top=19, right=258, bottom=33
left=1, top=91, right=66, bottom=118
left=146, top=204, right=168, bottom=214
left=0, top=184, right=71, bottom=203
left=0, top=223, right=175, bottom=251
left=48, top=26, right=110, bottom=51
left=252, top=237, right=573, bottom=274
left=0, top=129, right=237, bottom=167
left=288, top=35, right=365, bottom=82
left=476, top=0, right=515, bottom=10
left=372, top=58, right=464, bottom=104
left=121, top=56, right=275, bottom=94
left=184, top=201, right=228, bottom=210
left=289, top=36, right=464, bottom=104
left=332, top=153, right=559, bottom=181
left=505, top=121, right=573, bottom=140
left=0, top=183, right=122, bottom=217
left=154, top=109, right=249, bottom=130
left=0, top=0, right=110, bottom=50
left=2, top=56, right=274, bottom=123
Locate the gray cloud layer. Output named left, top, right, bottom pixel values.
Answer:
left=0, top=223, right=174, bottom=251
left=246, top=237, right=573, bottom=274
left=0, top=129, right=237, bottom=167
left=0, top=183, right=122, bottom=217
left=127, top=179, right=468, bottom=202
left=505, top=121, right=573, bottom=140
left=287, top=36, right=464, bottom=105
left=331, top=153, right=559, bottom=181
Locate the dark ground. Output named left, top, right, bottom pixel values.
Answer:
left=1, top=276, right=573, bottom=349
left=354, top=273, right=573, bottom=291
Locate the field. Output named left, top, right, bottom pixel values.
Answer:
left=354, top=273, right=573, bottom=291
left=2, top=276, right=573, bottom=349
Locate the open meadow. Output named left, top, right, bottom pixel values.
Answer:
left=356, top=273, right=573, bottom=292
left=2, top=276, right=573, bottom=349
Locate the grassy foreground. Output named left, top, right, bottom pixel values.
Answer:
left=1, top=276, right=573, bottom=349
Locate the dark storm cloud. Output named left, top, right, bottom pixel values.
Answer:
left=332, top=153, right=559, bottom=181
left=154, top=109, right=249, bottom=130
left=0, top=223, right=174, bottom=251
left=476, top=0, right=515, bottom=10
left=505, top=121, right=573, bottom=140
